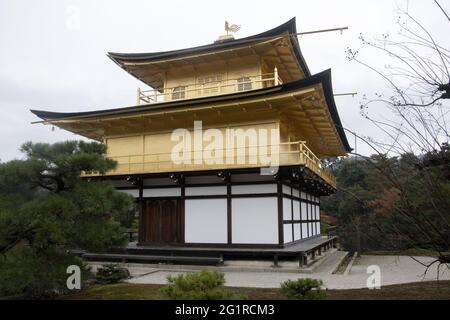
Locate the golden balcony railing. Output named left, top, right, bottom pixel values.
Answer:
left=85, top=141, right=336, bottom=187
left=136, top=69, right=283, bottom=105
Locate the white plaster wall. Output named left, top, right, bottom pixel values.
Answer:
left=185, top=186, right=227, bottom=196
left=232, top=184, right=277, bottom=195
left=283, top=198, right=292, bottom=220
left=309, top=222, right=314, bottom=236
left=284, top=224, right=293, bottom=243
left=301, top=223, right=308, bottom=239
left=292, top=187, right=300, bottom=198
left=282, top=185, right=291, bottom=195
left=316, top=222, right=321, bottom=235
left=232, top=197, right=278, bottom=244
left=185, top=199, right=227, bottom=243
left=142, top=188, right=181, bottom=197
left=293, top=200, right=300, bottom=220
left=301, top=202, right=308, bottom=220
left=294, top=223, right=301, bottom=241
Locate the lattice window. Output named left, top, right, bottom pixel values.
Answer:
left=197, top=74, right=224, bottom=95
left=237, top=76, right=252, bottom=91
left=172, top=86, right=186, bottom=100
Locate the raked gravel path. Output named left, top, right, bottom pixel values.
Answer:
left=92, top=253, right=450, bottom=290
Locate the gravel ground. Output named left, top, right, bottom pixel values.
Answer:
left=120, top=254, right=449, bottom=289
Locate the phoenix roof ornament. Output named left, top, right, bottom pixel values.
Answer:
left=225, top=21, right=241, bottom=35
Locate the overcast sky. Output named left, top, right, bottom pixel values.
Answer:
left=0, top=0, right=448, bottom=161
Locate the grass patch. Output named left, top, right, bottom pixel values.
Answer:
left=59, top=280, right=450, bottom=300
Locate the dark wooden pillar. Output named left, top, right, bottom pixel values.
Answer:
left=180, top=180, right=185, bottom=243
left=277, top=179, right=284, bottom=246
left=298, top=180, right=303, bottom=239
left=137, top=179, right=145, bottom=244
left=227, top=181, right=232, bottom=244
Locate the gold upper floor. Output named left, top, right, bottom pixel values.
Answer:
left=31, top=19, right=350, bottom=188
left=137, top=66, right=283, bottom=105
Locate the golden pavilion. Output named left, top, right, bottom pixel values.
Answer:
left=31, top=18, right=350, bottom=257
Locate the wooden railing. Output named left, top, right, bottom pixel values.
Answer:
left=86, top=141, right=336, bottom=187
left=136, top=70, right=283, bottom=105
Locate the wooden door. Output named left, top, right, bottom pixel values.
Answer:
left=144, top=199, right=181, bottom=244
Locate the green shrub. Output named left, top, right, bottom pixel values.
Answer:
left=160, top=270, right=247, bottom=300
left=281, top=278, right=326, bottom=300
left=95, top=264, right=130, bottom=284
left=0, top=246, right=90, bottom=299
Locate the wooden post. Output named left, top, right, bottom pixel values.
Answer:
left=274, top=66, right=279, bottom=86
left=277, top=180, right=284, bottom=246
left=136, top=87, right=141, bottom=105
left=227, top=180, right=232, bottom=244
left=138, top=180, right=145, bottom=244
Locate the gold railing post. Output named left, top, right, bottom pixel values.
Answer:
left=136, top=87, right=141, bottom=105
left=274, top=66, right=279, bottom=86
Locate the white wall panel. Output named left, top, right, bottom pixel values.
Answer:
left=316, top=222, right=321, bottom=235
left=294, top=223, right=301, bottom=241
left=282, top=185, right=291, bottom=195
left=185, top=199, right=227, bottom=243
left=284, top=224, right=293, bottom=243
left=143, top=188, right=181, bottom=197
left=283, top=198, right=292, bottom=220
left=308, top=223, right=314, bottom=236
left=301, top=223, right=308, bottom=239
left=232, top=184, right=277, bottom=195
left=293, top=200, right=300, bottom=220
left=232, top=197, right=278, bottom=244
left=185, top=186, right=227, bottom=196
left=292, top=188, right=300, bottom=198
left=301, top=202, right=308, bottom=220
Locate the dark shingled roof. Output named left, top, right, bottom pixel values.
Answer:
left=30, top=69, right=351, bottom=153
left=107, top=17, right=311, bottom=78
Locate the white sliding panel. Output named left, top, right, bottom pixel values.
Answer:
left=308, top=222, right=314, bottom=236
left=284, top=224, right=293, bottom=243
left=283, top=198, right=292, bottom=221
left=185, top=186, right=226, bottom=196
left=185, top=199, right=227, bottom=244
left=232, top=184, right=277, bottom=195
left=294, top=223, right=301, bottom=241
left=143, top=188, right=181, bottom=197
left=301, top=223, right=308, bottom=239
left=232, top=197, right=278, bottom=244
left=293, top=200, right=300, bottom=221
left=301, top=202, right=308, bottom=220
